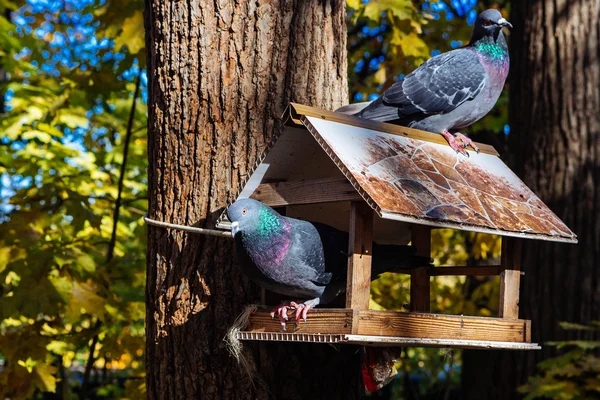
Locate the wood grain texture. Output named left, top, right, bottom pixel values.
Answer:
left=379, top=265, right=523, bottom=276
left=250, top=177, right=361, bottom=207
left=357, top=311, right=529, bottom=343
left=247, top=309, right=355, bottom=334
left=245, top=309, right=531, bottom=343
left=144, top=1, right=358, bottom=399
left=345, top=201, right=374, bottom=309
left=237, top=332, right=541, bottom=350
left=499, top=270, right=521, bottom=319
left=410, top=225, right=431, bottom=312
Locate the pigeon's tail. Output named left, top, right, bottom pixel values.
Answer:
left=371, top=244, right=432, bottom=278
left=335, top=102, right=372, bottom=115
left=354, top=97, right=400, bottom=122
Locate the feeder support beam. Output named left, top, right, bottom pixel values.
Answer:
left=499, top=270, right=521, bottom=319
left=346, top=201, right=373, bottom=310
left=410, top=225, right=432, bottom=312
left=499, top=238, right=522, bottom=319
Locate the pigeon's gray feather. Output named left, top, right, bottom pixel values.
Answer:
left=227, top=198, right=430, bottom=304
left=350, top=9, right=510, bottom=137
left=382, top=52, right=487, bottom=115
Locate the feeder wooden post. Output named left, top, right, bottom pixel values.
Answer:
left=499, top=238, right=522, bottom=319
left=410, top=225, right=431, bottom=312
left=345, top=201, right=373, bottom=310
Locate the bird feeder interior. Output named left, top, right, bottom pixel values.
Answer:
left=217, top=103, right=577, bottom=350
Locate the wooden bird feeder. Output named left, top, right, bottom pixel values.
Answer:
left=216, top=103, right=577, bottom=350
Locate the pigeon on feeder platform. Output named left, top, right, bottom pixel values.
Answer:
left=227, top=198, right=431, bottom=329
left=338, top=9, right=511, bottom=157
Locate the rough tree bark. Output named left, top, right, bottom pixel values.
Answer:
left=463, top=1, right=600, bottom=398
left=144, top=1, right=363, bottom=399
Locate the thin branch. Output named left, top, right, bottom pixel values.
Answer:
left=107, top=73, right=142, bottom=262
left=79, top=319, right=101, bottom=400
left=78, top=72, right=142, bottom=400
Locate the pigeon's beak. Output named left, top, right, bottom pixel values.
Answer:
left=231, top=221, right=240, bottom=236
left=498, top=18, right=513, bottom=29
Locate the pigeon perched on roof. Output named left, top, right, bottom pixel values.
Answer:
left=338, top=9, right=511, bottom=157
left=227, top=198, right=430, bottom=328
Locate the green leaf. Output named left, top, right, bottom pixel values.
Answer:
left=547, top=340, right=600, bottom=350
left=77, top=253, right=96, bottom=273
left=559, top=321, right=599, bottom=331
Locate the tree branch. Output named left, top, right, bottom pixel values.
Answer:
left=79, top=72, right=142, bottom=400
left=107, top=73, right=142, bottom=262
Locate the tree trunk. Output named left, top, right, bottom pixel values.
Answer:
left=463, top=1, right=600, bottom=398
left=144, top=1, right=361, bottom=399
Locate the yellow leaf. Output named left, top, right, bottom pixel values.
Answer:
left=18, top=357, right=37, bottom=373
left=364, top=0, right=413, bottom=22
left=0, top=247, right=11, bottom=272
left=22, top=130, right=53, bottom=143
left=374, top=67, right=387, bottom=85
left=57, top=112, right=89, bottom=129
left=391, top=31, right=429, bottom=59
left=5, top=270, right=21, bottom=285
left=347, top=0, right=361, bottom=10
left=46, top=340, right=69, bottom=355
left=56, top=279, right=107, bottom=322
left=34, top=363, right=58, bottom=393
left=114, top=11, right=145, bottom=54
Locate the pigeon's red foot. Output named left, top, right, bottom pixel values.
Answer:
left=441, top=130, right=469, bottom=157
left=270, top=302, right=293, bottom=331
left=454, top=132, right=480, bottom=154
left=289, top=298, right=320, bottom=326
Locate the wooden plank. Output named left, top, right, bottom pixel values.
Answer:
left=345, top=201, right=373, bottom=309
left=377, top=265, right=524, bottom=276
left=358, top=310, right=529, bottom=342
left=342, top=335, right=540, bottom=350
left=246, top=309, right=355, bottom=334
left=499, top=270, right=521, bottom=319
left=410, top=225, right=431, bottom=312
left=245, top=309, right=531, bottom=343
left=500, top=238, right=522, bottom=319
left=237, top=332, right=541, bottom=350
left=524, top=320, right=532, bottom=343
left=250, top=176, right=362, bottom=207
left=501, top=237, right=522, bottom=271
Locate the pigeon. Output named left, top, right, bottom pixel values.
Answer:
left=341, top=9, right=512, bottom=157
left=227, top=198, right=430, bottom=329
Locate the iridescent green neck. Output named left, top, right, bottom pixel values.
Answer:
left=472, top=32, right=508, bottom=62
left=476, top=42, right=507, bottom=61
left=257, top=207, right=282, bottom=237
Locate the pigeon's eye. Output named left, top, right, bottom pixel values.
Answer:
left=482, top=20, right=493, bottom=27
left=241, top=208, right=248, bottom=216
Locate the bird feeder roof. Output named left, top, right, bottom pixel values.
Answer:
left=220, top=103, right=577, bottom=244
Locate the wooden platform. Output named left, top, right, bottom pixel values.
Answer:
left=243, top=308, right=536, bottom=348
left=236, top=331, right=540, bottom=350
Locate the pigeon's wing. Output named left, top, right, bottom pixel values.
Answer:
left=311, top=222, right=351, bottom=279
left=284, top=218, right=332, bottom=286
left=382, top=49, right=487, bottom=116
